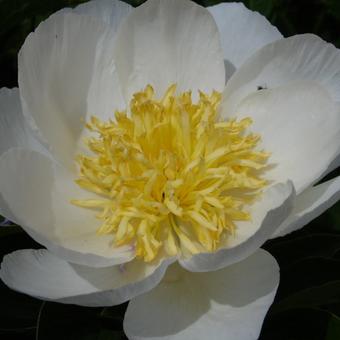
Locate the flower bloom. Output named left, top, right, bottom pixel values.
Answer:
left=1, top=0, right=340, bottom=339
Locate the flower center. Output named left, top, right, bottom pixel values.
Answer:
left=71, top=85, right=269, bottom=262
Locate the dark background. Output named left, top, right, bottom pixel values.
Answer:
left=0, top=0, right=340, bottom=339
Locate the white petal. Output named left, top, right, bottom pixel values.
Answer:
left=113, top=0, right=225, bottom=101
left=124, top=249, right=279, bottom=340
left=179, top=181, right=294, bottom=272
left=18, top=11, right=109, bottom=168
left=324, top=153, right=340, bottom=178
left=74, top=0, right=132, bottom=119
left=232, top=81, right=340, bottom=193
left=208, top=2, right=282, bottom=73
left=0, top=249, right=173, bottom=307
left=273, top=176, right=340, bottom=238
left=223, top=34, right=340, bottom=115
left=0, top=192, right=17, bottom=224
left=0, top=148, right=134, bottom=267
left=74, top=0, right=131, bottom=28
left=0, top=88, right=43, bottom=156
left=0, top=88, right=45, bottom=220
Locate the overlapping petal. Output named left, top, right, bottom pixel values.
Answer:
left=326, top=153, right=340, bottom=177
left=223, top=34, right=340, bottom=117
left=180, top=181, right=294, bottom=272
left=113, top=0, right=225, bottom=101
left=229, top=81, right=340, bottom=193
left=124, top=249, right=279, bottom=340
left=74, top=0, right=132, bottom=121
left=0, top=88, right=47, bottom=220
left=18, top=11, right=112, bottom=167
left=0, top=249, right=173, bottom=307
left=209, top=2, right=282, bottom=79
left=0, top=88, right=43, bottom=157
left=0, top=193, right=17, bottom=225
left=0, top=148, right=134, bottom=267
left=273, top=176, right=340, bottom=238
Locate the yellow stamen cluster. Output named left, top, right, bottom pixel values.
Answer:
left=72, top=85, right=269, bottom=262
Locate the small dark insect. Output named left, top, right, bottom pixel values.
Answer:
left=257, top=84, right=268, bottom=91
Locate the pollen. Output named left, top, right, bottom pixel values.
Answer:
left=71, top=85, right=269, bottom=262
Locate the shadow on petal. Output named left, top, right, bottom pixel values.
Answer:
left=124, top=249, right=279, bottom=339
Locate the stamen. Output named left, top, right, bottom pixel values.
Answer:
left=72, top=85, right=269, bottom=262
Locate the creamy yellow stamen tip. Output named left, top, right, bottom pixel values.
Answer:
left=72, top=84, right=269, bottom=262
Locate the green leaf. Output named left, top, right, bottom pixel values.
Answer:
left=261, top=308, right=330, bottom=340
left=271, top=281, right=340, bottom=315
left=96, top=330, right=127, bottom=340
left=37, top=302, right=128, bottom=340
left=37, top=302, right=100, bottom=339
left=0, top=227, right=40, bottom=259
left=243, top=0, right=274, bottom=17
left=0, top=225, right=23, bottom=237
left=278, top=257, right=340, bottom=298
left=326, top=314, right=340, bottom=340
left=265, top=234, right=340, bottom=267
left=120, top=0, right=145, bottom=6
left=100, top=304, right=128, bottom=321
left=0, top=282, right=41, bottom=338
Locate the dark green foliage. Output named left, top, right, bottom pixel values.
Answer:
left=0, top=0, right=340, bottom=339
left=261, top=207, right=340, bottom=339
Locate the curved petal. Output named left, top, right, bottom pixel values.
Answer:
left=74, top=0, right=131, bottom=28
left=324, top=153, right=340, bottom=178
left=0, top=88, right=44, bottom=156
left=179, top=181, right=294, bottom=272
left=0, top=88, right=46, bottom=221
left=74, top=0, right=132, bottom=119
left=223, top=34, right=340, bottom=116
left=18, top=11, right=109, bottom=168
left=208, top=2, right=282, bottom=75
left=124, top=249, right=279, bottom=340
left=113, top=0, right=225, bottom=102
left=272, top=176, right=340, bottom=238
left=0, top=249, right=173, bottom=307
left=0, top=192, right=17, bottom=224
left=230, top=81, right=340, bottom=193
left=0, top=148, right=134, bottom=267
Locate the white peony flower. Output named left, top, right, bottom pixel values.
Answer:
left=1, top=0, right=340, bottom=338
